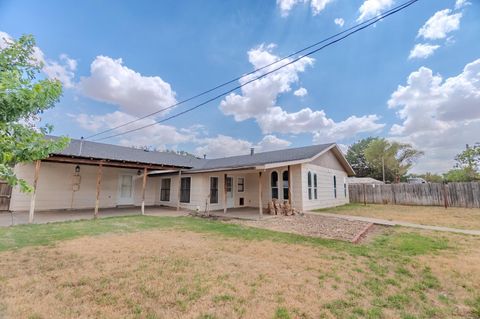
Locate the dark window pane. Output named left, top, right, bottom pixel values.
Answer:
left=308, top=188, right=312, bottom=200
left=210, top=177, right=218, bottom=204
left=314, top=174, right=317, bottom=187
left=237, top=178, right=244, bottom=192
left=180, top=177, right=191, bottom=203
left=160, top=178, right=171, bottom=201
left=272, top=188, right=279, bottom=199
left=307, top=172, right=312, bottom=187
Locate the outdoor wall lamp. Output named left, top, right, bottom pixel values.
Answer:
left=137, top=169, right=142, bottom=175
left=75, top=165, right=81, bottom=173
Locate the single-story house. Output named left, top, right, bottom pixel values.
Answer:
left=6, top=137, right=355, bottom=220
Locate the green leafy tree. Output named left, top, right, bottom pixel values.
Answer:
left=453, top=144, right=480, bottom=181
left=443, top=168, right=475, bottom=182
left=345, top=137, right=379, bottom=177
left=0, top=34, right=69, bottom=192
left=364, top=138, right=423, bottom=182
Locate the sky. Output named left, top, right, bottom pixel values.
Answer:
left=1, top=0, right=479, bottom=173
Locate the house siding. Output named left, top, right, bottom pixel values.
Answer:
left=9, top=162, right=158, bottom=212
left=300, top=150, right=349, bottom=211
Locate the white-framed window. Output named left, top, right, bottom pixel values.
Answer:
left=271, top=171, right=279, bottom=199
left=210, top=177, right=218, bottom=204
left=160, top=178, right=171, bottom=201
left=237, top=177, right=245, bottom=192
left=333, top=175, right=337, bottom=199
left=313, top=173, right=318, bottom=200
left=282, top=170, right=289, bottom=200
left=307, top=171, right=312, bottom=200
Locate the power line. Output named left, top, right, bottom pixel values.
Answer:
left=92, top=0, right=419, bottom=142
left=85, top=0, right=418, bottom=140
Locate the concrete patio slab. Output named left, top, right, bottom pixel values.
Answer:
left=0, top=206, right=190, bottom=227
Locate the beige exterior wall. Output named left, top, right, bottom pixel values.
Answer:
left=10, top=162, right=158, bottom=212
left=155, top=165, right=304, bottom=212
left=300, top=150, right=349, bottom=211
left=9, top=149, right=349, bottom=213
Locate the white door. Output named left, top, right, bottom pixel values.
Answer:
left=226, top=176, right=234, bottom=208
left=118, top=174, right=134, bottom=205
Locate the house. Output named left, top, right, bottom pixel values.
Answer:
left=7, top=137, right=355, bottom=219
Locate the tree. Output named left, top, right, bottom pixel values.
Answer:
left=345, top=137, right=379, bottom=177
left=443, top=168, right=474, bottom=182
left=364, top=138, right=423, bottom=182
left=0, top=34, right=68, bottom=192
left=453, top=144, right=480, bottom=180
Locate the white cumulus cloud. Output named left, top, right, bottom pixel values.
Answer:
left=388, top=58, right=480, bottom=173
left=417, top=9, right=462, bottom=40
left=357, top=0, right=394, bottom=22
left=277, top=0, right=333, bottom=16
left=334, top=18, right=345, bottom=27
left=293, top=87, right=308, bottom=97
left=220, top=45, right=384, bottom=143
left=195, top=134, right=291, bottom=158
left=408, top=43, right=440, bottom=59
left=79, top=56, right=177, bottom=117
left=455, top=0, right=471, bottom=10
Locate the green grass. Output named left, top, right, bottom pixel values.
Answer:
left=0, top=215, right=448, bottom=259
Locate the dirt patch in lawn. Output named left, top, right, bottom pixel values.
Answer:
left=0, top=226, right=479, bottom=318
left=317, top=204, right=480, bottom=230
left=229, top=214, right=376, bottom=242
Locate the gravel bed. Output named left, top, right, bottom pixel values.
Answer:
left=230, top=213, right=373, bottom=242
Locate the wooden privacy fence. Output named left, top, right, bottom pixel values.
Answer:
left=349, top=182, right=480, bottom=208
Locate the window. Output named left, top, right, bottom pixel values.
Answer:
left=344, top=178, right=347, bottom=198
left=237, top=177, right=245, bottom=192
left=180, top=177, right=191, bottom=203
left=313, top=173, right=318, bottom=200
left=210, top=177, right=218, bottom=204
left=308, top=171, right=312, bottom=200
left=282, top=171, right=289, bottom=200
left=271, top=171, right=279, bottom=199
left=160, top=178, right=171, bottom=201
left=333, top=175, right=337, bottom=198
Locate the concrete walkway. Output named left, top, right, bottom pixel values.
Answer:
left=310, top=211, right=480, bottom=236
left=0, top=206, right=189, bottom=227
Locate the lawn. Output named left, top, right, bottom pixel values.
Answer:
left=316, top=203, right=480, bottom=230
left=0, top=215, right=479, bottom=318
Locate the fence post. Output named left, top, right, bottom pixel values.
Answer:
left=363, top=184, right=366, bottom=206
left=443, top=182, right=448, bottom=209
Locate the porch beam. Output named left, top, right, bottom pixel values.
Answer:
left=94, top=162, right=103, bottom=219
left=176, top=170, right=182, bottom=211
left=141, top=166, right=147, bottom=215
left=28, top=160, right=41, bottom=224
left=44, top=155, right=186, bottom=171
left=223, top=173, right=227, bottom=214
left=258, top=171, right=263, bottom=218
left=288, top=165, right=292, bottom=206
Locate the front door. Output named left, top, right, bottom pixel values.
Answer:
left=226, top=176, right=234, bottom=208
left=118, top=174, right=134, bottom=205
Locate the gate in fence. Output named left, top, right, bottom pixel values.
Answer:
left=0, top=182, right=13, bottom=211
left=348, top=182, right=480, bottom=208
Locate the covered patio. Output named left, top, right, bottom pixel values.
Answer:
left=0, top=205, right=190, bottom=227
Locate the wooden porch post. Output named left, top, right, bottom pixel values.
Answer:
left=28, top=160, right=41, bottom=224
left=94, top=162, right=103, bottom=219
left=287, top=165, right=292, bottom=206
left=176, top=170, right=182, bottom=211
left=223, top=173, right=227, bottom=214
left=141, top=167, right=147, bottom=215
left=258, top=171, right=263, bottom=218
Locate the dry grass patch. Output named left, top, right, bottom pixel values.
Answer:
left=0, top=216, right=479, bottom=318
left=317, top=203, right=480, bottom=230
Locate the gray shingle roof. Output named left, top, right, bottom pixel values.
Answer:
left=49, top=138, right=203, bottom=168
left=191, top=143, right=335, bottom=171
left=49, top=137, right=336, bottom=171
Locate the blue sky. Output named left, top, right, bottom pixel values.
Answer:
left=1, top=0, right=479, bottom=173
